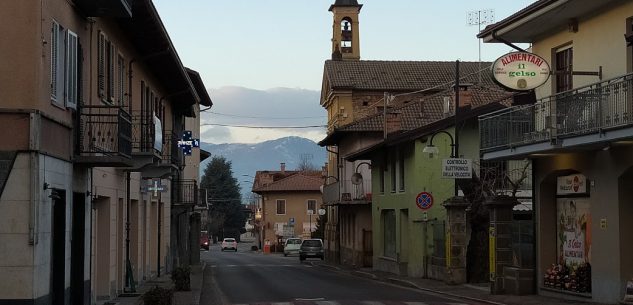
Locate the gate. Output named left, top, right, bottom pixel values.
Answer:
left=362, top=229, right=373, bottom=267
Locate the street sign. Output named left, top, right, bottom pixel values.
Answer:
left=307, top=209, right=314, bottom=215
left=441, top=158, right=472, bottom=179
left=415, top=192, right=433, bottom=211
left=289, top=217, right=295, bottom=225
left=318, top=208, right=326, bottom=216
left=282, top=225, right=294, bottom=237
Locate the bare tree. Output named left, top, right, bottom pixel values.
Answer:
left=297, top=153, right=318, bottom=172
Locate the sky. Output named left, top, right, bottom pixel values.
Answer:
left=153, top=0, right=535, bottom=144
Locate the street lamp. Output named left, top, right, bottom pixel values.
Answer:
left=422, top=130, right=456, bottom=158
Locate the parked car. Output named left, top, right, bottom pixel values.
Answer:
left=283, top=238, right=302, bottom=257
left=221, top=238, right=237, bottom=252
left=299, top=238, right=324, bottom=261
left=200, top=231, right=210, bottom=251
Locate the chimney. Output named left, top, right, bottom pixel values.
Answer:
left=385, top=111, right=401, bottom=135
left=455, top=84, right=473, bottom=108
left=280, top=162, right=286, bottom=174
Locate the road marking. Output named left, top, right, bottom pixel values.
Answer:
left=315, top=301, right=340, bottom=305
left=360, top=302, right=384, bottom=305
left=296, top=298, right=325, bottom=301
left=271, top=303, right=293, bottom=305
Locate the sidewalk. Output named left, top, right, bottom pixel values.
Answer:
left=104, top=262, right=205, bottom=305
left=311, top=261, right=611, bottom=305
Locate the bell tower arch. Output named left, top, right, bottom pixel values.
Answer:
left=329, top=0, right=362, bottom=60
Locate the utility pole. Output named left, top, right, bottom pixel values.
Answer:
left=454, top=60, right=460, bottom=197
left=468, top=9, right=495, bottom=83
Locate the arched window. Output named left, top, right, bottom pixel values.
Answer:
left=340, top=17, right=353, bottom=52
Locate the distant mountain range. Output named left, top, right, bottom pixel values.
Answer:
left=199, top=136, right=327, bottom=199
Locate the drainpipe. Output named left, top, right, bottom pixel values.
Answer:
left=157, top=190, right=162, bottom=277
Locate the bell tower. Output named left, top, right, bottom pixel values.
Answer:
left=329, top=0, right=362, bottom=61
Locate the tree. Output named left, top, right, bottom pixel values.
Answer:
left=312, top=213, right=327, bottom=240
left=457, top=159, right=531, bottom=283
left=297, top=153, right=318, bottom=172
left=200, top=156, right=246, bottom=241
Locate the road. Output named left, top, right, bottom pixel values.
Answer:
left=200, top=241, right=485, bottom=305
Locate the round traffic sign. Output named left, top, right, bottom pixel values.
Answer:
left=415, top=192, right=433, bottom=211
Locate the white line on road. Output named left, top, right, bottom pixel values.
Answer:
left=315, top=301, right=340, bottom=305
left=296, top=298, right=325, bottom=301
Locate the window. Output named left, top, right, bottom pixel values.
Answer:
left=98, top=31, right=117, bottom=103
left=390, top=153, right=397, bottom=193
left=307, top=199, right=317, bottom=214
left=398, top=150, right=405, bottom=192
left=276, top=199, right=286, bottom=215
left=50, top=21, right=78, bottom=109
left=555, top=46, right=573, bottom=93
left=382, top=210, right=396, bottom=258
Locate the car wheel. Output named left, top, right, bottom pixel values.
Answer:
left=284, top=253, right=287, bottom=257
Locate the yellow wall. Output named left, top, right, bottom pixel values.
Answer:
left=262, top=191, right=323, bottom=243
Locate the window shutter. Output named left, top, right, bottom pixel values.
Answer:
left=109, top=43, right=115, bottom=102
left=97, top=32, right=105, bottom=98
left=51, top=22, right=59, bottom=101
left=118, top=55, right=125, bottom=106
left=65, top=30, right=78, bottom=109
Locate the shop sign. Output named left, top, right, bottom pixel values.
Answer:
left=557, top=174, right=588, bottom=195
left=441, top=158, right=472, bottom=179
left=556, top=198, right=591, bottom=266
left=492, top=52, right=551, bottom=91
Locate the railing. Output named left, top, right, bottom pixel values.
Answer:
left=77, top=105, right=132, bottom=157
left=172, top=179, right=198, bottom=206
left=480, top=73, right=633, bottom=151
left=321, top=179, right=372, bottom=204
left=161, top=130, right=182, bottom=166
left=131, top=111, right=160, bottom=154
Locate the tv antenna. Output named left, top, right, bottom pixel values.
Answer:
left=468, top=9, right=495, bottom=83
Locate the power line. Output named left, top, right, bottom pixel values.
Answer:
left=201, top=123, right=326, bottom=129
left=206, top=111, right=326, bottom=120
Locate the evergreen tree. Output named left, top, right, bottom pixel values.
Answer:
left=200, top=156, right=246, bottom=240
left=312, top=213, right=327, bottom=240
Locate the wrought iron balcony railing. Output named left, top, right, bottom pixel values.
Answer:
left=77, top=105, right=132, bottom=158
left=131, top=111, right=160, bottom=155
left=172, top=179, right=198, bottom=206
left=480, top=73, right=633, bottom=152
left=322, top=179, right=372, bottom=204
left=161, top=130, right=183, bottom=167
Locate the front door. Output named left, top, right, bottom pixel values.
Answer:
left=51, top=190, right=67, bottom=305
left=362, top=229, right=373, bottom=267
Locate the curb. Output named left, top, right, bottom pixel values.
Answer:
left=384, top=277, right=508, bottom=305
left=312, top=262, right=341, bottom=271
left=351, top=270, right=378, bottom=280
left=191, top=261, right=206, bottom=305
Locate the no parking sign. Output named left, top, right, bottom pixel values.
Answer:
left=415, top=192, right=433, bottom=211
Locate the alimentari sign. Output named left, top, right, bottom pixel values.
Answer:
left=492, top=52, right=551, bottom=91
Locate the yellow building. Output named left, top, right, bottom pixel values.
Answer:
left=478, top=0, right=633, bottom=302
left=0, top=0, right=210, bottom=304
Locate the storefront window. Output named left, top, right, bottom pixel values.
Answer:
left=544, top=174, right=592, bottom=293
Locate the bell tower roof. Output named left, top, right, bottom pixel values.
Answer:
left=329, top=0, right=362, bottom=12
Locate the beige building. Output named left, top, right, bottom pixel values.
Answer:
left=0, top=0, right=210, bottom=304
left=251, top=164, right=324, bottom=249
left=478, top=0, right=633, bottom=302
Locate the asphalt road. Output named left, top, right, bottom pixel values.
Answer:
left=200, top=241, right=483, bottom=305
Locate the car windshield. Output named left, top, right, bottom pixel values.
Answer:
left=286, top=239, right=301, bottom=245
left=224, top=238, right=235, bottom=242
left=302, top=240, right=321, bottom=247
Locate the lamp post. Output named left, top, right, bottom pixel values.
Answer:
left=423, top=130, right=458, bottom=197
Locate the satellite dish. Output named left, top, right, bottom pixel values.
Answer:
left=351, top=173, right=363, bottom=185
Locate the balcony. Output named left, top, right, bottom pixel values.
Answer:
left=172, top=179, right=198, bottom=206
left=74, top=0, right=132, bottom=18
left=322, top=179, right=372, bottom=205
left=74, top=105, right=133, bottom=167
left=480, top=73, right=633, bottom=160
left=161, top=130, right=183, bottom=168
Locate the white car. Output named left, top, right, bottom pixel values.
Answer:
left=221, top=238, right=237, bottom=252
left=283, top=238, right=302, bottom=257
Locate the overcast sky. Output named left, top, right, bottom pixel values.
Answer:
left=153, top=0, right=535, bottom=144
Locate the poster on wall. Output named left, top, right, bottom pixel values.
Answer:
left=556, top=198, right=592, bottom=266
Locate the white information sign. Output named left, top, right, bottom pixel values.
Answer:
left=442, top=158, right=472, bottom=179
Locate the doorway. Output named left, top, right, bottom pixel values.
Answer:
left=71, top=192, right=86, bottom=305
left=51, top=190, right=67, bottom=305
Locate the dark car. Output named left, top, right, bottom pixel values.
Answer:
left=200, top=231, right=209, bottom=251
left=299, top=238, right=324, bottom=261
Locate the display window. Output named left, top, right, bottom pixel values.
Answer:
left=544, top=174, right=592, bottom=294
